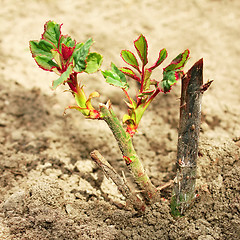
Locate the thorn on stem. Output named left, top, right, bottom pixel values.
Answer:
left=180, top=102, right=187, bottom=109
left=178, top=158, right=183, bottom=165
left=200, top=80, right=213, bottom=93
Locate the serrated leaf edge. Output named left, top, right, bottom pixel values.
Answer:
left=134, top=34, right=148, bottom=66
left=120, top=50, right=140, bottom=71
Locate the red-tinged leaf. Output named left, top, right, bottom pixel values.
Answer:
left=102, top=63, right=129, bottom=90
left=73, top=38, right=93, bottom=73
left=120, top=67, right=140, bottom=82
left=42, top=20, right=61, bottom=48
left=161, top=49, right=189, bottom=93
left=134, top=34, right=148, bottom=66
left=138, top=90, right=155, bottom=98
left=149, top=48, right=168, bottom=71
left=51, top=49, right=62, bottom=68
left=161, top=70, right=182, bottom=93
left=34, top=55, right=59, bottom=71
left=29, top=40, right=54, bottom=58
left=121, top=50, right=139, bottom=71
left=123, top=96, right=137, bottom=110
left=52, top=65, right=73, bottom=89
left=142, top=68, right=152, bottom=91
left=150, top=79, right=159, bottom=86
left=60, top=35, right=76, bottom=48
left=74, top=42, right=84, bottom=50
left=164, top=49, right=190, bottom=72
left=85, top=52, right=103, bottom=74
left=123, top=99, right=136, bottom=109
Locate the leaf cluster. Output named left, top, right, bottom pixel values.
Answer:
left=29, top=21, right=190, bottom=135
left=102, top=35, right=190, bottom=135
left=29, top=21, right=103, bottom=89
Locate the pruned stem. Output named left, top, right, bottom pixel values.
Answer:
left=90, top=150, right=146, bottom=212
left=99, top=101, right=159, bottom=203
left=171, top=59, right=204, bottom=216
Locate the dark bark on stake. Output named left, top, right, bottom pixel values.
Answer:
left=90, top=150, right=146, bottom=212
left=171, top=58, right=210, bottom=216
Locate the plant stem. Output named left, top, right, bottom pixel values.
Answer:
left=147, top=87, right=160, bottom=104
left=67, top=73, right=78, bottom=93
left=140, top=65, right=145, bottom=93
left=90, top=150, right=146, bottom=212
left=99, top=101, right=158, bottom=203
left=171, top=59, right=203, bottom=216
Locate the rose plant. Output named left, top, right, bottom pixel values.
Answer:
left=30, top=20, right=193, bottom=213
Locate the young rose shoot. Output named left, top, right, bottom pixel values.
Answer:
left=102, top=35, right=189, bottom=136
left=30, top=20, right=190, bottom=208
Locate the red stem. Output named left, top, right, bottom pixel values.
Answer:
left=123, top=89, right=132, bottom=103
left=136, top=65, right=145, bottom=106
left=67, top=73, right=78, bottom=93
left=146, top=87, right=161, bottom=105
left=140, top=65, right=145, bottom=93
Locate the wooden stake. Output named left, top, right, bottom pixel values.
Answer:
left=171, top=59, right=212, bottom=216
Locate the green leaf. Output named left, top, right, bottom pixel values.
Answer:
left=149, top=48, right=167, bottom=71
left=35, top=55, right=59, bottom=71
left=111, top=63, right=128, bottom=86
left=161, top=70, right=180, bottom=93
left=52, top=65, right=73, bottom=89
left=29, top=40, right=54, bottom=58
left=123, top=97, right=137, bottom=109
left=121, top=50, right=139, bottom=70
left=73, top=38, right=93, bottom=72
left=42, top=21, right=61, bottom=48
left=161, top=49, right=189, bottom=93
left=60, top=35, right=75, bottom=48
left=164, top=49, right=190, bottom=72
left=134, top=34, right=148, bottom=66
left=102, top=63, right=129, bottom=90
left=120, top=67, right=140, bottom=82
left=142, top=68, right=152, bottom=91
left=75, top=42, right=84, bottom=50
left=85, top=52, right=103, bottom=74
left=51, top=49, right=62, bottom=68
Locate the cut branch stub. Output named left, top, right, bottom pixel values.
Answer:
left=90, top=150, right=146, bottom=212
left=171, top=58, right=206, bottom=216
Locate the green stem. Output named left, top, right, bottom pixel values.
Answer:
left=134, top=87, right=161, bottom=130
left=99, top=101, right=158, bottom=203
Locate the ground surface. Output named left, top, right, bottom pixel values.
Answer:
left=0, top=0, right=240, bottom=239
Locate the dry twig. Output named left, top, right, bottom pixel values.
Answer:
left=90, top=150, right=146, bottom=212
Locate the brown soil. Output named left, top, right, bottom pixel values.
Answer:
left=0, top=0, right=240, bottom=239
